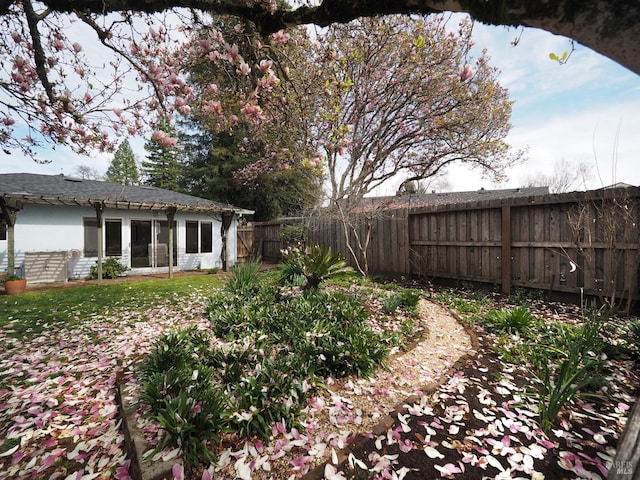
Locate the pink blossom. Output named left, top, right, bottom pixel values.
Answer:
left=241, top=102, right=262, bottom=120
left=11, top=31, right=21, bottom=43
left=459, top=63, right=475, bottom=81
left=258, top=59, right=273, bottom=73
left=72, top=42, right=83, bottom=53
left=151, top=130, right=178, bottom=148
left=239, top=62, right=251, bottom=76
left=272, top=30, right=290, bottom=43
left=172, top=463, right=184, bottom=480
left=227, top=44, right=240, bottom=63
left=3, top=117, right=15, bottom=126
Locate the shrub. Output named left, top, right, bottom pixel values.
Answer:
left=280, top=224, right=307, bottom=247
left=137, top=328, right=226, bottom=468
left=482, top=306, right=533, bottom=334
left=148, top=387, right=227, bottom=467
left=87, top=257, right=128, bottom=279
left=225, top=258, right=261, bottom=297
left=382, top=289, right=420, bottom=315
left=279, top=244, right=355, bottom=290
left=534, top=308, right=608, bottom=432
left=144, top=283, right=400, bottom=469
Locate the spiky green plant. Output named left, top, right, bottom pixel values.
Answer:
left=279, top=244, right=355, bottom=290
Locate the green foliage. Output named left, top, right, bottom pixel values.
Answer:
left=207, top=286, right=391, bottom=379
left=87, top=257, right=128, bottom=279
left=482, top=306, right=533, bottom=334
left=225, top=258, right=262, bottom=297
left=279, top=244, right=355, bottom=290
left=625, top=319, right=640, bottom=358
left=139, top=281, right=399, bottom=464
left=532, top=309, right=608, bottom=432
left=138, top=328, right=227, bottom=467
left=280, top=224, right=307, bottom=247
left=106, top=139, right=139, bottom=185
left=382, top=288, right=421, bottom=315
left=435, top=290, right=487, bottom=315
left=177, top=106, right=321, bottom=221
left=142, top=118, right=182, bottom=191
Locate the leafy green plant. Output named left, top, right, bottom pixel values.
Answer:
left=382, top=289, right=421, bottom=315
left=137, top=328, right=228, bottom=469
left=536, top=353, right=603, bottom=433
left=627, top=320, right=640, bottom=358
left=533, top=309, right=608, bottom=432
left=147, top=388, right=227, bottom=467
left=279, top=244, right=355, bottom=290
left=88, top=257, right=128, bottom=279
left=482, top=306, right=533, bottom=334
left=280, top=224, right=307, bottom=247
left=435, top=290, right=485, bottom=315
left=225, top=258, right=262, bottom=297
left=138, top=327, right=211, bottom=379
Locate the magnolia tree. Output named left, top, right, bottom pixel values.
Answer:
left=1, top=0, right=638, bottom=162
left=300, top=15, right=519, bottom=275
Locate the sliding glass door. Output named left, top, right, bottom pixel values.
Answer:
left=130, top=219, right=177, bottom=268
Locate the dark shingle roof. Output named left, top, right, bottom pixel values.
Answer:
left=0, top=173, right=252, bottom=214
left=356, top=186, right=550, bottom=212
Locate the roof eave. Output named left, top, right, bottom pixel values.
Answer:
left=1, top=194, right=254, bottom=215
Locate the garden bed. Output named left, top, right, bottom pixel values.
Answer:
left=0, top=273, right=638, bottom=480
left=118, top=295, right=475, bottom=479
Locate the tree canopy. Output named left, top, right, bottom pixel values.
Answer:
left=106, top=139, right=140, bottom=185
left=0, top=0, right=637, bottom=160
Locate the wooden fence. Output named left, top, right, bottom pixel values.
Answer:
left=240, top=217, right=303, bottom=262
left=242, top=187, right=640, bottom=302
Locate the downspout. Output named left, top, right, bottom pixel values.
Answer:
left=0, top=198, right=19, bottom=276
left=94, top=202, right=104, bottom=284
left=166, top=207, right=176, bottom=279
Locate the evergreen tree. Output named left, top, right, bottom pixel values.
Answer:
left=142, top=120, right=182, bottom=191
left=179, top=121, right=321, bottom=221
left=105, top=139, right=139, bottom=185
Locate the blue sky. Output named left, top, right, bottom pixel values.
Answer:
left=2, top=13, right=639, bottom=193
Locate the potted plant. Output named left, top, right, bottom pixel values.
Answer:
left=3, top=274, right=27, bottom=295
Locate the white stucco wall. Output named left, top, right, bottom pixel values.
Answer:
left=0, top=203, right=239, bottom=282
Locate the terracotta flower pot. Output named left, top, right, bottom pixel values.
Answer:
left=4, top=278, right=27, bottom=295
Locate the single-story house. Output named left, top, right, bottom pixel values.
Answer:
left=0, top=173, right=253, bottom=283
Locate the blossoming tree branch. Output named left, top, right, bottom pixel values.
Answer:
left=1, top=0, right=636, bottom=160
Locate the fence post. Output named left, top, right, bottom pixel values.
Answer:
left=501, top=205, right=512, bottom=295
left=404, top=208, right=411, bottom=276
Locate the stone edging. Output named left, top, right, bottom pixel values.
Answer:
left=117, top=382, right=179, bottom=480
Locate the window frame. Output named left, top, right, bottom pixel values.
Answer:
left=200, top=222, right=213, bottom=253
left=185, top=220, right=199, bottom=254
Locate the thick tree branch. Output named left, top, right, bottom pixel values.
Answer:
left=2, top=0, right=638, bottom=73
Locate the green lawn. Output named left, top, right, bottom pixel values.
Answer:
left=0, top=274, right=225, bottom=339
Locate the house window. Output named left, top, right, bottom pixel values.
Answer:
left=105, top=219, right=122, bottom=256
left=201, top=222, right=213, bottom=253
left=0, top=220, right=6, bottom=241
left=84, top=217, right=122, bottom=257
left=83, top=218, right=98, bottom=257
left=185, top=221, right=199, bottom=253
